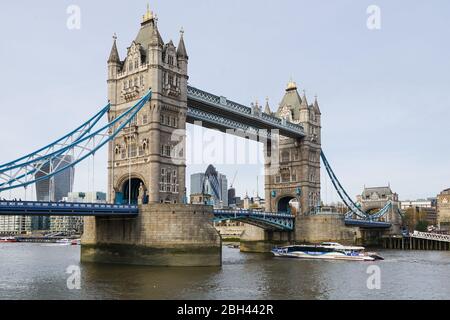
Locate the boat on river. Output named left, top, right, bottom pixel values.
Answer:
left=0, top=236, right=17, bottom=243
left=271, top=242, right=384, bottom=261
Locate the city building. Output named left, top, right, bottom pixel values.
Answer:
left=33, top=155, right=75, bottom=231
left=0, top=216, right=31, bottom=236
left=49, top=191, right=106, bottom=235
left=437, top=188, right=450, bottom=232
left=190, top=165, right=228, bottom=208
left=0, top=156, right=74, bottom=234
left=400, top=198, right=436, bottom=210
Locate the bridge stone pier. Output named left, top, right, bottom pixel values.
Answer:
left=81, top=204, right=221, bottom=266
left=81, top=9, right=222, bottom=266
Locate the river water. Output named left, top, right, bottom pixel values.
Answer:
left=1, top=243, right=450, bottom=300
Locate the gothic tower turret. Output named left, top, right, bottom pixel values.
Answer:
left=107, top=6, right=189, bottom=205
left=264, top=79, right=321, bottom=215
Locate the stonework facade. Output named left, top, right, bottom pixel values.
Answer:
left=437, top=188, right=450, bottom=231
left=107, top=9, right=188, bottom=205
left=264, top=81, right=321, bottom=215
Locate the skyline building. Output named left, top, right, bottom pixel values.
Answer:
left=190, top=165, right=228, bottom=208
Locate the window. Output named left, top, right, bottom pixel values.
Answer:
left=128, top=143, right=137, bottom=158
left=135, top=59, right=138, bottom=69
left=129, top=61, right=133, bottom=72
left=160, top=144, right=164, bottom=155
left=168, top=55, right=174, bottom=66
left=142, top=114, right=148, bottom=125
left=165, top=145, right=171, bottom=157
left=138, top=146, right=144, bottom=157
left=168, top=74, right=174, bottom=85
left=160, top=114, right=165, bottom=124
left=129, top=79, right=132, bottom=88
left=140, top=75, right=144, bottom=86
left=171, top=117, right=176, bottom=127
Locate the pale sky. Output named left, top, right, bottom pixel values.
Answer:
left=1, top=1, right=450, bottom=202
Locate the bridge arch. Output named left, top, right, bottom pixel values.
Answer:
left=116, top=174, right=148, bottom=205
left=276, top=196, right=300, bottom=215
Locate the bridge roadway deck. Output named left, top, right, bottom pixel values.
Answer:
left=187, top=86, right=305, bottom=139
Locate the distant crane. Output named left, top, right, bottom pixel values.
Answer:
left=230, top=171, right=238, bottom=188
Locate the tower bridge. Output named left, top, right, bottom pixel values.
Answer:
left=0, top=7, right=403, bottom=265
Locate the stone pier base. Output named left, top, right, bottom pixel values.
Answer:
left=81, top=204, right=222, bottom=267
left=295, top=214, right=361, bottom=245
left=240, top=224, right=293, bottom=253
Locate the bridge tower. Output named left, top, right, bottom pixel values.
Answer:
left=264, top=80, right=321, bottom=215
left=82, top=8, right=221, bottom=267
left=107, top=7, right=188, bottom=205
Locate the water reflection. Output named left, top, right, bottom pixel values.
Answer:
left=1, top=244, right=450, bottom=299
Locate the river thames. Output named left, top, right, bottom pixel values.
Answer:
left=1, top=243, right=450, bottom=300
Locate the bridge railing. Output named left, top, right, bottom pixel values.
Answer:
left=410, top=231, right=450, bottom=243
left=213, top=209, right=294, bottom=219
left=187, top=86, right=304, bottom=136
left=0, top=200, right=138, bottom=211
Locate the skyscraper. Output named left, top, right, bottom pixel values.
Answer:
left=190, top=165, right=228, bottom=207
left=33, top=155, right=75, bottom=230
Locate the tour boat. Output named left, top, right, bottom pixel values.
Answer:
left=55, top=238, right=72, bottom=245
left=271, top=242, right=384, bottom=261
left=71, top=239, right=81, bottom=246
left=0, top=236, right=17, bottom=243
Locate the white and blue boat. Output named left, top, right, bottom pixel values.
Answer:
left=271, top=242, right=383, bottom=261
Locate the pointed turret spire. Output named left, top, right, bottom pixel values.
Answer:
left=301, top=90, right=308, bottom=106
left=264, top=97, right=271, bottom=114
left=177, top=27, right=189, bottom=59
left=313, top=94, right=321, bottom=114
left=108, top=33, right=120, bottom=64
left=149, top=17, right=164, bottom=47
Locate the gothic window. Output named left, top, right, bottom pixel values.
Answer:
left=281, top=150, right=290, bottom=163
left=165, top=145, right=171, bottom=157
left=160, top=144, right=164, bottom=155
left=171, top=117, right=176, bottom=127
left=168, top=74, right=174, bottom=86
left=128, top=143, right=137, bottom=158
left=129, top=79, right=132, bottom=88
left=140, top=75, right=144, bottom=86
left=276, top=176, right=281, bottom=183
left=129, top=61, right=133, bottom=72
left=168, top=55, right=174, bottom=66
left=135, top=59, right=138, bottom=69
left=123, top=81, right=126, bottom=90
left=142, top=114, right=148, bottom=125
left=160, top=114, right=165, bottom=124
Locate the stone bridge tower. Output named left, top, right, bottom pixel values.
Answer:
left=107, top=7, right=188, bottom=205
left=264, top=80, right=321, bottom=215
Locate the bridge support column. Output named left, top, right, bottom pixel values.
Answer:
left=295, top=214, right=361, bottom=245
left=239, top=224, right=293, bottom=253
left=81, top=204, right=221, bottom=266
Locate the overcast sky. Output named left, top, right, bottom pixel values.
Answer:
left=1, top=1, right=450, bottom=202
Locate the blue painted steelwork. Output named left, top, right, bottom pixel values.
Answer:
left=344, top=219, right=391, bottom=229
left=321, top=150, right=396, bottom=223
left=187, top=86, right=305, bottom=139
left=213, top=209, right=295, bottom=231
left=0, top=104, right=110, bottom=171
left=0, top=91, right=152, bottom=192
left=0, top=200, right=138, bottom=217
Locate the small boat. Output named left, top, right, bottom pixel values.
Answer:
left=71, top=239, right=81, bottom=246
left=0, top=236, right=17, bottom=243
left=271, top=242, right=384, bottom=261
left=55, top=238, right=71, bottom=245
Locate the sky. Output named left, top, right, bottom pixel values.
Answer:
left=1, top=0, right=450, bottom=202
